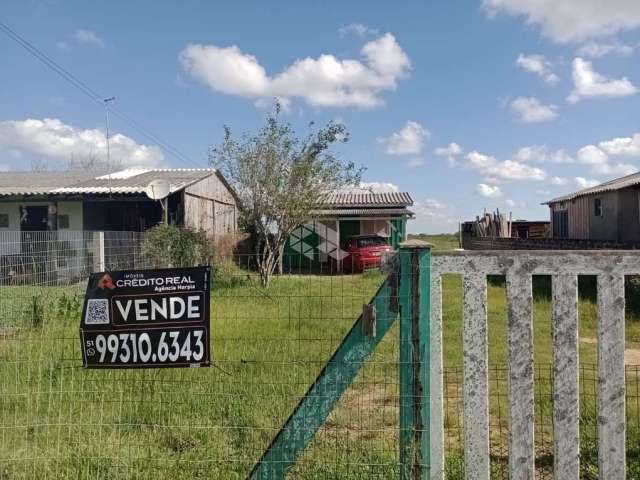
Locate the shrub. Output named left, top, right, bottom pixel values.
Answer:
left=212, top=256, right=247, bottom=288
left=141, top=225, right=212, bottom=268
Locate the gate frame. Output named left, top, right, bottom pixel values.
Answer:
left=248, top=241, right=432, bottom=479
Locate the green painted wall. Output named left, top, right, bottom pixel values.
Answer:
left=390, top=218, right=406, bottom=249
left=284, top=223, right=321, bottom=270
left=284, top=216, right=409, bottom=270
left=338, top=220, right=360, bottom=247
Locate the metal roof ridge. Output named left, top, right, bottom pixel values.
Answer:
left=544, top=170, right=640, bottom=204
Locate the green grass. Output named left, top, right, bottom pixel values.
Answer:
left=1, top=267, right=640, bottom=479
left=408, top=233, right=460, bottom=251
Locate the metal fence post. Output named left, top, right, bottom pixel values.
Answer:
left=399, top=240, right=431, bottom=480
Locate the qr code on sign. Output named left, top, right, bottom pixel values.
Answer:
left=85, top=299, right=109, bottom=325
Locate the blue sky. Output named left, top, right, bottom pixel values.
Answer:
left=2, top=1, right=640, bottom=233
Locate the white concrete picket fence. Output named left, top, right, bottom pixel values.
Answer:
left=429, top=251, right=630, bottom=480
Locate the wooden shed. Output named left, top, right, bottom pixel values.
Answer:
left=545, top=171, right=640, bottom=241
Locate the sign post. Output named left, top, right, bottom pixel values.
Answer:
left=79, top=266, right=211, bottom=369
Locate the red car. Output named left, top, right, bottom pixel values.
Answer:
left=343, top=235, right=393, bottom=272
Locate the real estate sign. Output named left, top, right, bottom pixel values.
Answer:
left=79, top=266, right=211, bottom=369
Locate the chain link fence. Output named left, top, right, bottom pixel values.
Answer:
left=1, top=232, right=640, bottom=478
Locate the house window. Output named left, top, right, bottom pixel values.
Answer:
left=58, top=215, right=70, bottom=229
left=594, top=198, right=603, bottom=217
left=0, top=213, right=8, bottom=228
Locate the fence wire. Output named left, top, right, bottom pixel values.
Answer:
left=1, top=231, right=640, bottom=479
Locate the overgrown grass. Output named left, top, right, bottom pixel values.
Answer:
left=1, top=266, right=640, bottom=479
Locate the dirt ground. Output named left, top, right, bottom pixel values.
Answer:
left=580, top=336, right=640, bottom=365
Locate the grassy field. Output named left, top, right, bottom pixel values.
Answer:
left=408, top=233, right=460, bottom=251
left=1, top=263, right=640, bottom=479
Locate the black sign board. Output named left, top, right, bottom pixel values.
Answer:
left=80, top=266, right=211, bottom=369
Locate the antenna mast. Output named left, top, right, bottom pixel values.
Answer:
left=103, top=96, right=116, bottom=194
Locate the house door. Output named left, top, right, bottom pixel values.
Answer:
left=20, top=206, right=48, bottom=258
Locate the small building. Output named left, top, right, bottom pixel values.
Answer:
left=284, top=191, right=413, bottom=269
left=0, top=168, right=238, bottom=252
left=510, top=220, right=550, bottom=239
left=544, top=171, right=640, bottom=240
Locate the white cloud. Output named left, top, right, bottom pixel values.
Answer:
left=514, top=145, right=573, bottom=163
left=567, top=57, right=637, bottom=102
left=509, top=96, right=558, bottom=123
left=599, top=133, right=640, bottom=157
left=422, top=198, right=447, bottom=210
left=550, top=176, right=568, bottom=185
left=465, top=151, right=547, bottom=182
left=516, top=54, right=559, bottom=84
left=435, top=142, right=462, bottom=166
left=380, top=121, right=428, bottom=156
left=483, top=0, right=640, bottom=43
left=434, top=142, right=462, bottom=167
left=180, top=33, right=411, bottom=108
left=594, top=162, right=637, bottom=176
left=577, top=145, right=608, bottom=165
left=73, top=29, right=105, bottom=48
left=497, top=160, right=548, bottom=181
left=505, top=199, right=516, bottom=207
left=412, top=198, right=450, bottom=221
left=476, top=183, right=503, bottom=198
left=407, top=157, right=424, bottom=168
left=435, top=142, right=462, bottom=157
left=338, top=23, right=379, bottom=38
left=575, top=176, right=600, bottom=189
left=577, top=41, right=635, bottom=58
left=577, top=143, right=638, bottom=176
left=357, top=181, right=399, bottom=193
left=0, top=118, right=164, bottom=169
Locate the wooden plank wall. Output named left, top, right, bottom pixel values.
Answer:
left=568, top=196, right=590, bottom=239
left=549, top=197, right=590, bottom=239
left=184, top=173, right=237, bottom=237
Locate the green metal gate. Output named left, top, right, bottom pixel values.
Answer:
left=249, top=241, right=431, bottom=479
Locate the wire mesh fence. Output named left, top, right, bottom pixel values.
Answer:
left=1, top=232, right=640, bottom=478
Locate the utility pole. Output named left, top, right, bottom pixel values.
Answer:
left=103, top=97, right=116, bottom=195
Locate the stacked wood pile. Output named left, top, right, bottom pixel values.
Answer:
left=472, top=209, right=512, bottom=238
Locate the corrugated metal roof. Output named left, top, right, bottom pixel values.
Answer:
left=0, top=169, right=214, bottom=196
left=312, top=207, right=414, bottom=216
left=322, top=192, right=413, bottom=207
left=545, top=171, right=640, bottom=204
left=0, top=172, right=94, bottom=196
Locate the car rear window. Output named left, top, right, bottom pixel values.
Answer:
left=356, top=236, right=387, bottom=248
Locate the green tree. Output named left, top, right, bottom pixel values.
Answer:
left=210, top=103, right=362, bottom=286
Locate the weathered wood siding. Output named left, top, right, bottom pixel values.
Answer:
left=549, top=196, right=589, bottom=239
left=183, top=173, right=237, bottom=237
left=618, top=187, right=640, bottom=241
left=568, top=196, right=590, bottom=239
left=589, top=190, right=618, bottom=240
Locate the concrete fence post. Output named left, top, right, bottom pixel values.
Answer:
left=98, top=231, right=106, bottom=272
left=399, top=240, right=432, bottom=480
